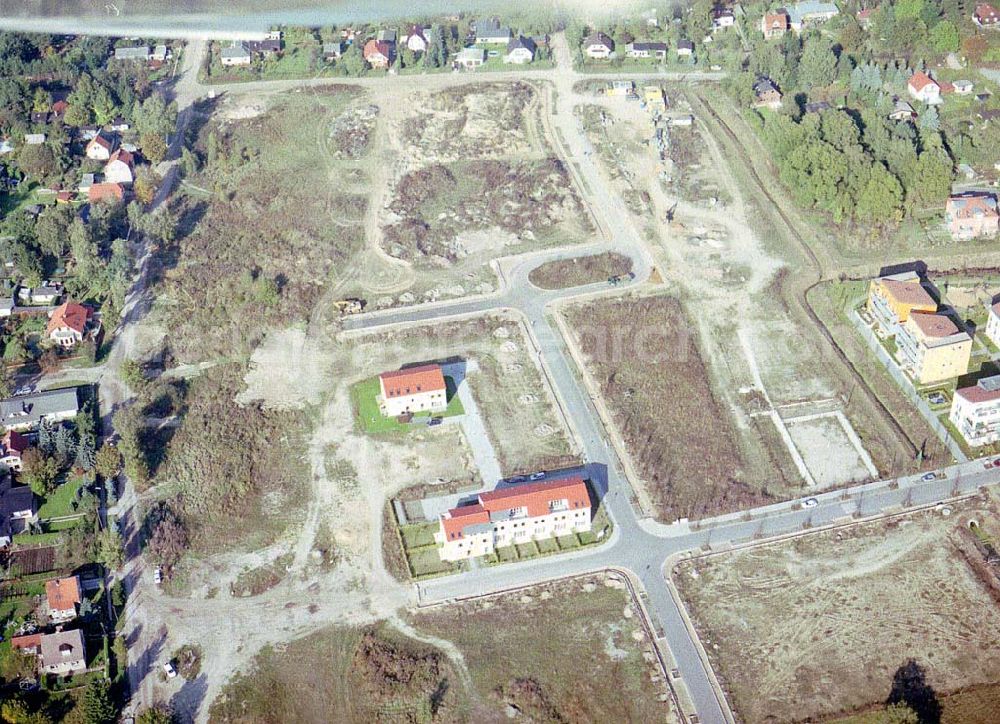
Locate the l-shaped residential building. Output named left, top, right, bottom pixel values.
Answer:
left=435, top=476, right=592, bottom=561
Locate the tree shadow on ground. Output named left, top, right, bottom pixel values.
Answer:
left=886, top=659, right=941, bottom=724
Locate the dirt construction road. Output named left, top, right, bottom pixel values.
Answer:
left=103, top=34, right=1000, bottom=724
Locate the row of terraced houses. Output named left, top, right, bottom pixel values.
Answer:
left=375, top=364, right=593, bottom=562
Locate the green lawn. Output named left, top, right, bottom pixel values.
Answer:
left=12, top=531, right=64, bottom=546
left=399, top=521, right=438, bottom=549
left=351, top=375, right=464, bottom=435
left=37, top=476, right=87, bottom=520
left=406, top=546, right=457, bottom=578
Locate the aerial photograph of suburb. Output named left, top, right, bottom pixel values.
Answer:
left=0, top=0, right=998, bottom=721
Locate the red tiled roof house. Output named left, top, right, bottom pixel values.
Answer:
left=435, top=476, right=592, bottom=561
left=363, top=39, right=392, bottom=69
left=1, top=430, right=29, bottom=471
left=103, top=148, right=134, bottom=185
left=974, top=3, right=1000, bottom=26
left=950, top=374, right=1000, bottom=447
left=761, top=11, right=790, bottom=38
left=47, top=302, right=93, bottom=348
left=908, top=71, right=941, bottom=104
left=46, top=575, right=82, bottom=622
left=378, top=364, right=447, bottom=418
left=88, top=182, right=124, bottom=204
left=945, top=192, right=999, bottom=240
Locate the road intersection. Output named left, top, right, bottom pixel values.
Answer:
left=78, top=34, right=1000, bottom=723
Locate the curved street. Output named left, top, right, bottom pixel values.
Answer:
left=81, top=33, right=1000, bottom=724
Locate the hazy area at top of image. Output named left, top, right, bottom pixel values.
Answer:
left=0, top=0, right=645, bottom=35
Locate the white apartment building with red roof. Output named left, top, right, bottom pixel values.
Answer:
left=950, top=375, right=1000, bottom=447
left=986, top=301, right=1000, bottom=348
left=435, top=476, right=592, bottom=561
left=378, top=364, right=447, bottom=418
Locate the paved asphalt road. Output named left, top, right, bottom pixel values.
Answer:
left=45, top=30, right=997, bottom=722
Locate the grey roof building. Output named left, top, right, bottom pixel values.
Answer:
left=221, top=43, right=252, bottom=63
left=0, top=388, right=79, bottom=432
left=0, top=477, right=35, bottom=545
left=475, top=18, right=512, bottom=43
left=39, top=629, right=86, bottom=675
left=114, top=46, right=151, bottom=61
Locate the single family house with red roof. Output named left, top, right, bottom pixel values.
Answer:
left=974, top=3, right=1000, bottom=26
left=47, top=302, right=93, bottom=348
left=945, top=192, right=999, bottom=240
left=88, top=182, right=124, bottom=204
left=85, top=131, right=115, bottom=160
left=46, top=575, right=82, bottom=622
left=378, top=364, right=448, bottom=418
left=908, top=72, right=941, bottom=104
left=103, top=148, right=134, bottom=185
left=363, top=39, right=392, bottom=69
left=0, top=430, right=29, bottom=471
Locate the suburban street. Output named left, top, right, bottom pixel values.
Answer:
left=26, top=30, right=995, bottom=724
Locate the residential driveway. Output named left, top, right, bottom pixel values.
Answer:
left=442, top=359, right=502, bottom=486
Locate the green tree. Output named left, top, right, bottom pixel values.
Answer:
left=136, top=706, right=173, bottom=724
left=140, top=132, right=168, bottom=164
left=20, top=448, right=60, bottom=496
left=341, top=44, right=366, bottom=76
left=929, top=20, right=959, bottom=52
left=94, top=443, right=123, bottom=479
left=894, top=0, right=925, bottom=20
left=96, top=526, right=125, bottom=569
left=799, top=36, right=837, bottom=90
left=16, top=142, right=60, bottom=180
left=31, top=86, right=51, bottom=114
left=34, top=205, right=72, bottom=258
left=82, top=678, right=117, bottom=724
left=120, top=358, right=147, bottom=390
left=856, top=164, right=905, bottom=225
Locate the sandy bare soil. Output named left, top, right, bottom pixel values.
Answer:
left=572, top=86, right=878, bottom=496
left=675, top=498, right=1000, bottom=723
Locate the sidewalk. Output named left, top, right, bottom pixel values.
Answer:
left=849, top=309, right=967, bottom=462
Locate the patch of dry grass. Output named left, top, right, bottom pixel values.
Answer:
left=528, top=252, right=633, bottom=290
left=564, top=294, right=776, bottom=520
left=410, top=575, right=670, bottom=722
left=676, top=500, right=1000, bottom=723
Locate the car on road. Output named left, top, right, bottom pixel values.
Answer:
left=162, top=661, right=177, bottom=679
left=921, top=472, right=946, bottom=482
left=427, top=417, right=443, bottom=426
left=153, top=567, right=162, bottom=585
left=12, top=385, right=33, bottom=396
left=529, top=471, right=545, bottom=481
left=802, top=497, right=818, bottom=508
left=510, top=475, right=528, bottom=483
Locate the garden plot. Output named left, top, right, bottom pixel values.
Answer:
left=675, top=500, right=1000, bottom=723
